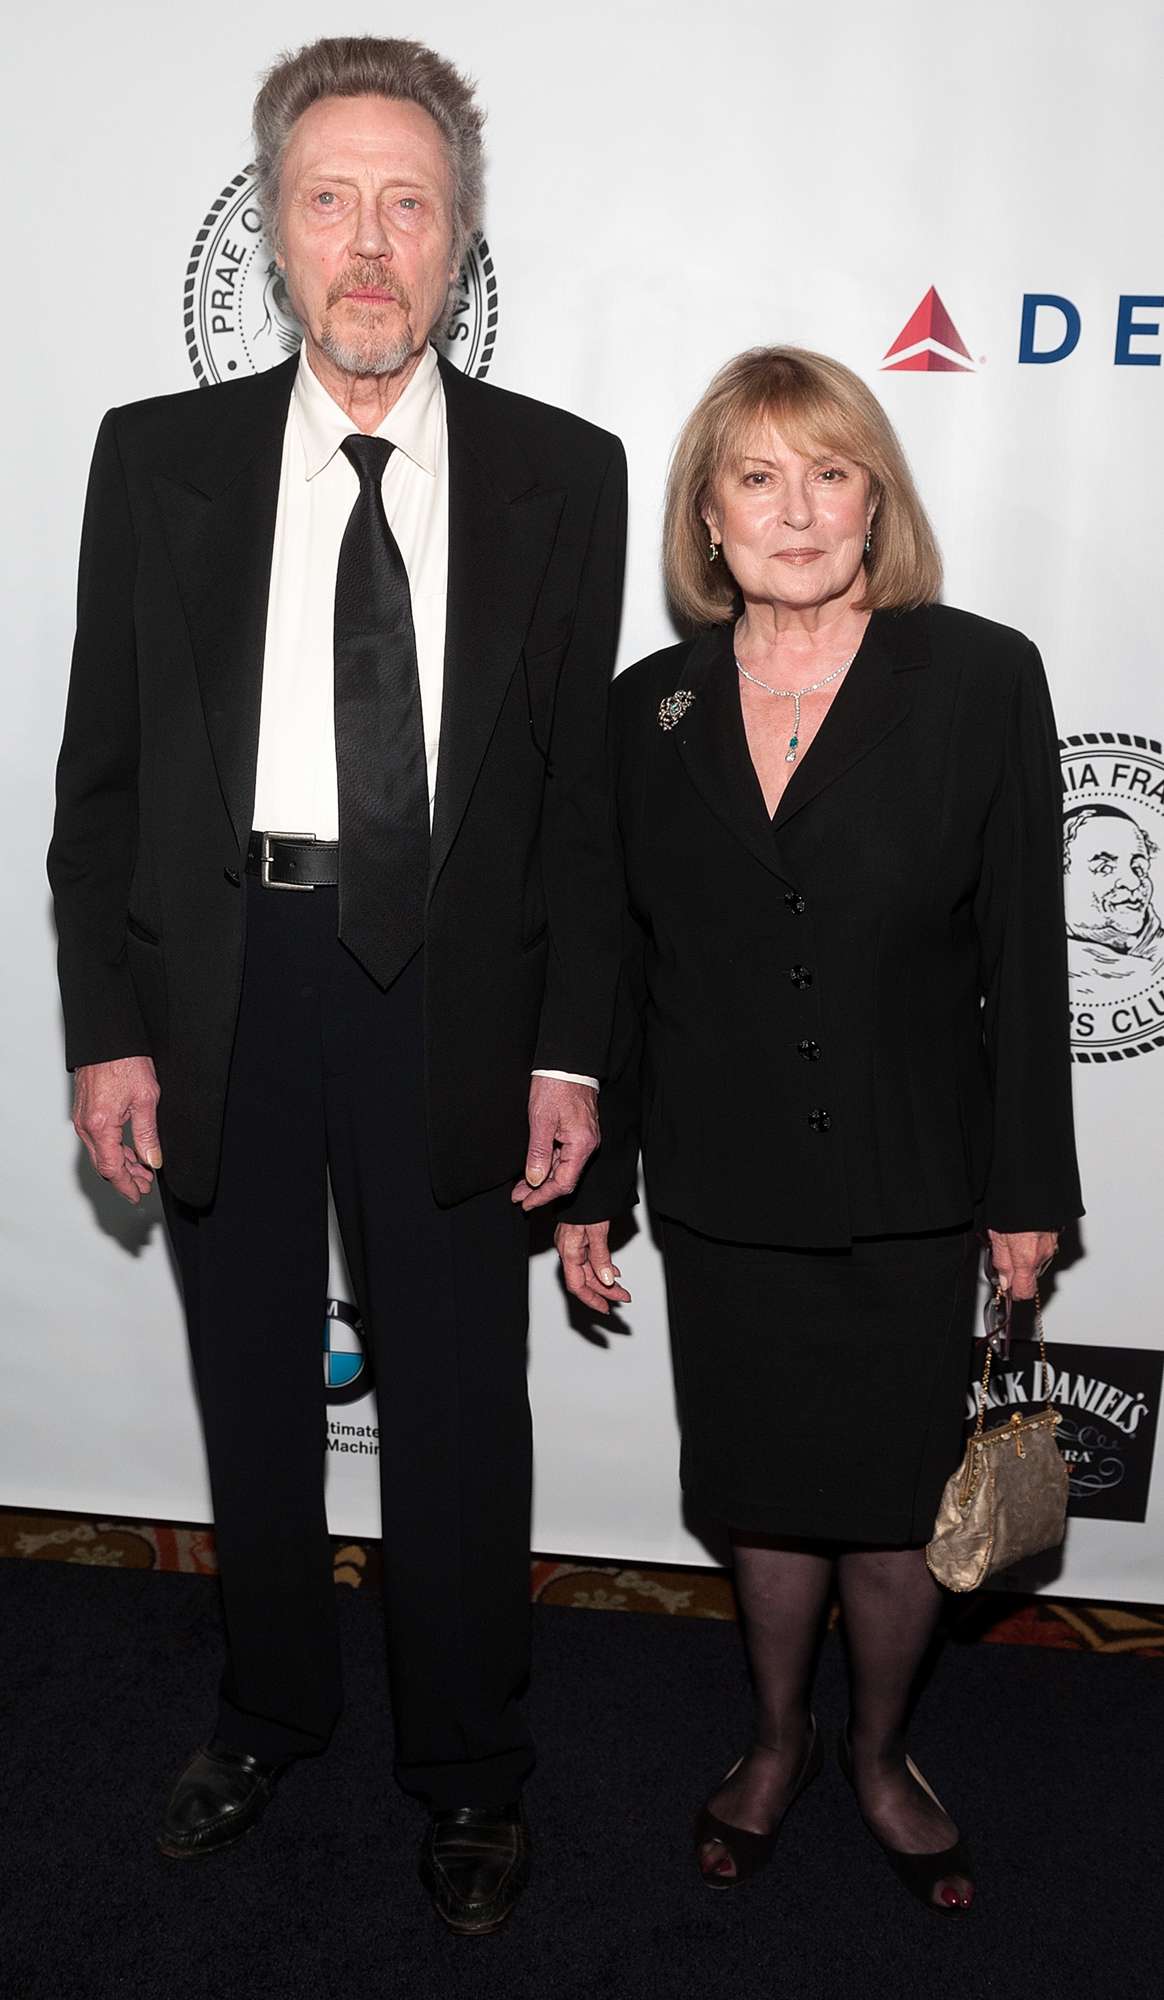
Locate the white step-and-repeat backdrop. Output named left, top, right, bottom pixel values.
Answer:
left=5, top=1, right=1162, bottom=1599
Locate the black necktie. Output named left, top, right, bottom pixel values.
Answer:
left=334, top=434, right=429, bottom=988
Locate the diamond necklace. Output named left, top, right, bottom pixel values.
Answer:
left=734, top=652, right=854, bottom=763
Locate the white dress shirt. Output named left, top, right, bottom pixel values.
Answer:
left=252, top=345, right=594, bottom=1089
left=254, top=342, right=446, bottom=835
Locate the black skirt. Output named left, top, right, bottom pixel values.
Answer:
left=658, top=1217, right=979, bottom=1546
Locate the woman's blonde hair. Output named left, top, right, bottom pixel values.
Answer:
left=663, top=346, right=942, bottom=628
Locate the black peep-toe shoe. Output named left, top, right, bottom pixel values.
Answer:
left=694, top=1715, right=823, bottom=1888
left=838, top=1724, right=975, bottom=1914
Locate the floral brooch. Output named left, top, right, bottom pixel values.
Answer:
left=657, top=689, right=695, bottom=732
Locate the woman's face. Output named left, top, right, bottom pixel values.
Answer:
left=704, top=422, right=874, bottom=613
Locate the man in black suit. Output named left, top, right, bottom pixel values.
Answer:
left=48, top=35, right=626, bottom=1935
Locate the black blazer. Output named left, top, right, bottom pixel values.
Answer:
left=565, top=606, right=1083, bottom=1247
left=48, top=352, right=627, bottom=1208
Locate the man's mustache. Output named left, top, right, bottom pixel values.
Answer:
left=327, top=265, right=411, bottom=311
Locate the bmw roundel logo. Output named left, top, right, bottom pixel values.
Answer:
left=323, top=1298, right=373, bottom=1405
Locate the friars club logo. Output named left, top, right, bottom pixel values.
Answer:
left=1061, top=733, right=1164, bottom=1062
left=323, top=1297, right=373, bottom=1406
left=966, top=1337, right=1162, bottom=1523
left=184, top=166, right=499, bottom=386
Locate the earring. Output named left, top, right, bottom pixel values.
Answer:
left=707, top=540, right=720, bottom=563
left=863, top=529, right=873, bottom=556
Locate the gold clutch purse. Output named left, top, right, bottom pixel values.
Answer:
left=926, top=1286, right=1068, bottom=1593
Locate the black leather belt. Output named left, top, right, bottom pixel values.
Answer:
left=245, top=831, right=339, bottom=890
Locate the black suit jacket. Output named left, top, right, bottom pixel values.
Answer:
left=565, top=606, right=1083, bottom=1246
left=49, top=352, right=627, bottom=1208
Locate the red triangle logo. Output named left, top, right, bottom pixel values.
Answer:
left=883, top=287, right=975, bottom=372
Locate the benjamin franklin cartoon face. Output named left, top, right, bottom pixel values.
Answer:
left=1064, top=813, right=1154, bottom=941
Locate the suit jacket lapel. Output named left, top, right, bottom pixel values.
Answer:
left=430, top=357, right=565, bottom=891
left=666, top=625, right=790, bottom=881
left=666, top=610, right=930, bottom=868
left=153, top=355, right=298, bottom=847
left=770, top=608, right=928, bottom=833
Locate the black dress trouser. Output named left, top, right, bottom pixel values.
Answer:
left=162, top=878, right=534, bottom=1809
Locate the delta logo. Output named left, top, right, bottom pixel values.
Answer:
left=883, top=287, right=1164, bottom=372
left=883, top=288, right=977, bottom=372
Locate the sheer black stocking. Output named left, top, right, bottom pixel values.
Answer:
left=701, top=1536, right=972, bottom=1903
left=836, top=1544, right=972, bottom=1905
left=700, top=1536, right=832, bottom=1880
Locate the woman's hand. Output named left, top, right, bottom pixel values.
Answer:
left=554, top=1220, right=632, bottom=1315
left=986, top=1229, right=1059, bottom=1300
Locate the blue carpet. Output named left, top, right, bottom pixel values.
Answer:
left=2, top=1559, right=1161, bottom=2000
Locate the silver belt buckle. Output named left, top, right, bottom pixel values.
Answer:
left=260, top=830, right=317, bottom=890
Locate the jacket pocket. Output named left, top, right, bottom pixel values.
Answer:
left=125, top=925, right=168, bottom=1058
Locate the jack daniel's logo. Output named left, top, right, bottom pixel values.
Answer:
left=970, top=1364, right=1149, bottom=1437
left=965, top=1337, right=1162, bottom=1522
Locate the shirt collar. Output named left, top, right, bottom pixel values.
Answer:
left=292, top=341, right=443, bottom=481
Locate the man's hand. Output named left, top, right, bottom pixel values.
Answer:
left=72, top=1056, right=162, bottom=1206
left=512, top=1077, right=600, bottom=1212
left=554, top=1220, right=632, bottom=1315
left=987, top=1228, right=1059, bottom=1301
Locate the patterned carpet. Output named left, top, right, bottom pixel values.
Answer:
left=3, top=1508, right=1162, bottom=1656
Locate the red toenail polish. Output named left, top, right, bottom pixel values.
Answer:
left=940, top=1886, right=959, bottom=1907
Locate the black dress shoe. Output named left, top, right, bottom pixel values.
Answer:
left=694, top=1716, right=823, bottom=1888
left=838, top=1724, right=976, bottom=1915
left=157, top=1738, right=284, bottom=1860
left=419, top=1801, right=529, bottom=1935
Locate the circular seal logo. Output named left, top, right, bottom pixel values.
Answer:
left=323, top=1297, right=374, bottom=1405
left=1061, top=732, right=1164, bottom=1063
left=184, top=166, right=498, bottom=386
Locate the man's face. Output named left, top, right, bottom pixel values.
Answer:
left=1065, top=818, right=1154, bottom=940
left=276, top=93, right=459, bottom=377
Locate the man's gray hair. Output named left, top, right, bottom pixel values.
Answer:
left=253, top=35, right=486, bottom=262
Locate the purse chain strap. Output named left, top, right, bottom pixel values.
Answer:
left=972, top=1283, right=1050, bottom=1441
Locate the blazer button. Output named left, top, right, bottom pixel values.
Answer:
left=797, top=1039, right=822, bottom=1062
left=223, top=865, right=241, bottom=886
left=784, top=889, right=807, bottom=914
left=789, top=965, right=813, bottom=988
left=808, top=1109, right=831, bottom=1133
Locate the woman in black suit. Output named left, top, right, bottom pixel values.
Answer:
left=549, top=349, right=1082, bottom=1912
